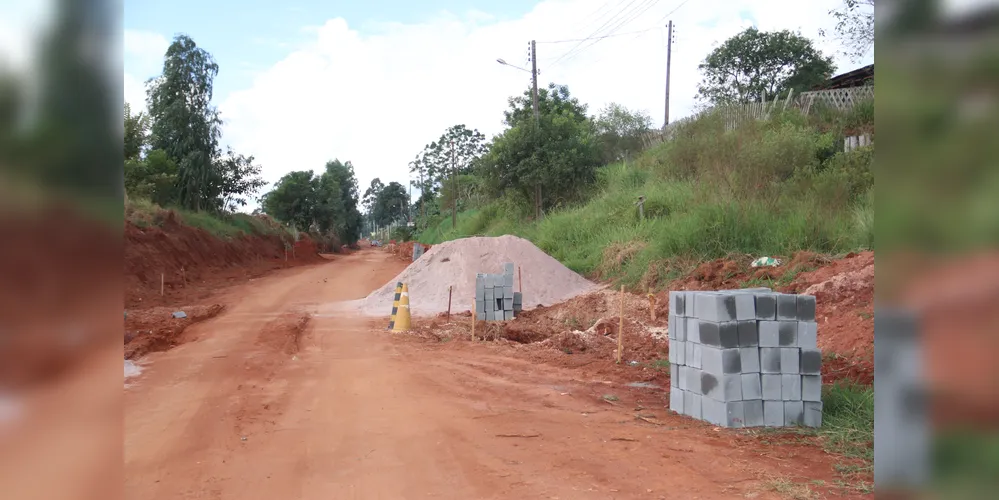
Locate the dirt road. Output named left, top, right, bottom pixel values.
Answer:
left=126, top=250, right=851, bottom=499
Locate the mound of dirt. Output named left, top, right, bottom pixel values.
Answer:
left=125, top=211, right=321, bottom=308
left=124, top=304, right=225, bottom=359
left=352, top=235, right=601, bottom=316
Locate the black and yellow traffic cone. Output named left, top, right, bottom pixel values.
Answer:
left=392, top=283, right=411, bottom=332
left=386, top=282, right=403, bottom=330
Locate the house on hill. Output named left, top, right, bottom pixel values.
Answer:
left=815, top=64, right=874, bottom=90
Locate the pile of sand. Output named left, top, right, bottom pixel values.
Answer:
left=351, top=235, right=601, bottom=316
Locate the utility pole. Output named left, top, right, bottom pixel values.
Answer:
left=530, top=39, right=541, bottom=220
left=451, top=140, right=457, bottom=229
left=664, top=20, right=673, bottom=128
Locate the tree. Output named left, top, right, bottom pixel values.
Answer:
left=316, top=159, right=363, bottom=245
left=372, top=181, right=409, bottom=227
left=824, top=0, right=875, bottom=62
left=696, top=28, right=836, bottom=105
left=146, top=34, right=223, bottom=211
left=409, top=124, right=488, bottom=198
left=480, top=83, right=602, bottom=212
left=594, top=103, right=653, bottom=163
left=215, top=147, right=265, bottom=212
left=362, top=178, right=384, bottom=215
left=260, top=170, right=318, bottom=231
left=124, top=103, right=150, bottom=161
left=124, top=149, right=178, bottom=206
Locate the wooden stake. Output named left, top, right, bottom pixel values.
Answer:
left=447, top=285, right=453, bottom=323
left=518, top=266, right=523, bottom=294
left=160, top=273, right=164, bottom=296
left=617, top=285, right=624, bottom=364
left=648, top=289, right=656, bottom=322
left=471, top=299, right=476, bottom=341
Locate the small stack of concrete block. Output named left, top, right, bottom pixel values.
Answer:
left=475, top=262, right=522, bottom=321
left=667, top=288, right=822, bottom=428
left=412, top=243, right=426, bottom=261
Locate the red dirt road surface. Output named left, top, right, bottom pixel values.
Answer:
left=125, top=249, right=859, bottom=500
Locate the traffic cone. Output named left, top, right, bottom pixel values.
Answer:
left=387, top=282, right=402, bottom=330
left=392, top=283, right=411, bottom=332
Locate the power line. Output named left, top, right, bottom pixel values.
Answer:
left=656, top=0, right=692, bottom=24
left=550, top=0, right=662, bottom=68
left=536, top=26, right=662, bottom=44
left=546, top=0, right=648, bottom=68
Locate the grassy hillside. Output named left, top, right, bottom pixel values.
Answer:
left=126, top=196, right=296, bottom=241
left=419, top=106, right=874, bottom=289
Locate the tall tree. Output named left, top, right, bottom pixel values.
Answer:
left=123, top=103, right=149, bottom=161
left=594, top=103, right=653, bottom=163
left=696, top=28, right=836, bottom=105
left=481, top=83, right=602, bottom=212
left=260, top=171, right=317, bottom=231
left=409, top=124, right=488, bottom=198
left=362, top=177, right=384, bottom=215
left=373, top=181, right=409, bottom=227
left=146, top=34, right=222, bottom=211
left=215, top=147, right=265, bottom=212
left=316, top=159, right=363, bottom=245
left=824, top=0, right=875, bottom=62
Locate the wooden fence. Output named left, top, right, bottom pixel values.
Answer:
left=641, top=86, right=874, bottom=150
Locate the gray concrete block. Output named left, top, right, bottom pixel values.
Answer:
left=503, top=297, right=514, bottom=310
left=699, top=321, right=738, bottom=348
left=802, top=375, right=822, bottom=402
left=740, top=347, right=760, bottom=373
left=762, top=374, right=782, bottom=400
left=668, top=341, right=677, bottom=364
left=742, top=373, right=762, bottom=399
left=495, top=286, right=505, bottom=299
left=701, top=397, right=723, bottom=425
left=696, top=293, right=737, bottom=322
left=738, top=320, right=758, bottom=346
left=671, top=363, right=679, bottom=387
left=777, top=294, right=797, bottom=320
left=800, top=348, right=822, bottom=375
left=803, top=401, right=822, bottom=428
left=504, top=310, right=514, bottom=320
left=702, top=373, right=742, bottom=402
left=494, top=298, right=504, bottom=312
left=764, top=400, right=784, bottom=427
left=755, top=293, right=777, bottom=320
left=761, top=348, right=781, bottom=374
left=477, top=312, right=486, bottom=321
left=781, top=374, right=802, bottom=400
left=686, top=317, right=700, bottom=343
left=676, top=339, right=686, bottom=365
left=778, top=321, right=798, bottom=346
left=670, top=389, right=684, bottom=414
left=685, top=291, right=696, bottom=317
left=676, top=315, right=686, bottom=341
left=734, top=293, right=755, bottom=320
left=476, top=300, right=485, bottom=313
left=513, top=292, right=522, bottom=306
left=784, top=401, right=804, bottom=426
left=670, top=291, right=686, bottom=316
left=797, top=321, right=817, bottom=349
left=475, top=276, right=485, bottom=294
left=725, top=401, right=746, bottom=428
left=668, top=314, right=677, bottom=340
left=503, top=262, right=515, bottom=274
left=781, top=348, right=800, bottom=374
left=684, top=391, right=702, bottom=419
left=678, top=365, right=691, bottom=391
left=744, top=400, right=765, bottom=427
left=504, top=286, right=514, bottom=298
left=688, top=342, right=702, bottom=369
left=484, top=289, right=495, bottom=302
left=701, top=346, right=741, bottom=375
left=503, top=273, right=514, bottom=287
left=759, top=320, right=780, bottom=347
left=797, top=294, right=816, bottom=321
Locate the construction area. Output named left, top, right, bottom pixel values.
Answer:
left=124, top=227, right=877, bottom=499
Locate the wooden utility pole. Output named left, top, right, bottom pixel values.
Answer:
left=451, top=140, right=457, bottom=229
left=664, top=20, right=673, bottom=127
left=530, top=39, right=542, bottom=221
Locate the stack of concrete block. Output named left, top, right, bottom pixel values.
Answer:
left=475, top=262, right=522, bottom=321
left=667, top=288, right=823, bottom=428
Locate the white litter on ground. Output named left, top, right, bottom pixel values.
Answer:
left=124, top=359, right=142, bottom=379
left=348, top=235, right=601, bottom=317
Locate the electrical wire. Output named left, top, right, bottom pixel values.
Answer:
left=545, top=0, right=648, bottom=68
left=549, top=0, right=662, bottom=68
left=536, top=26, right=662, bottom=44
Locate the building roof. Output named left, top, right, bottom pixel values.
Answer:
left=816, top=64, right=874, bottom=90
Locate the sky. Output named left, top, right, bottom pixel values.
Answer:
left=2, top=0, right=884, bottom=209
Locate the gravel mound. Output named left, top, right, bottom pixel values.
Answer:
left=352, top=235, right=601, bottom=316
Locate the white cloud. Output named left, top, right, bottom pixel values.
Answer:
left=210, top=0, right=870, bottom=205
left=123, top=29, right=170, bottom=114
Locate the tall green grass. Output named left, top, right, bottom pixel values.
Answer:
left=419, top=107, right=874, bottom=289
left=126, top=197, right=292, bottom=240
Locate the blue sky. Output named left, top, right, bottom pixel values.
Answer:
left=114, top=0, right=873, bottom=210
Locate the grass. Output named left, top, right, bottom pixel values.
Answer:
left=126, top=197, right=293, bottom=240
left=764, top=476, right=819, bottom=500
left=417, top=108, right=873, bottom=291
left=819, top=382, right=874, bottom=461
